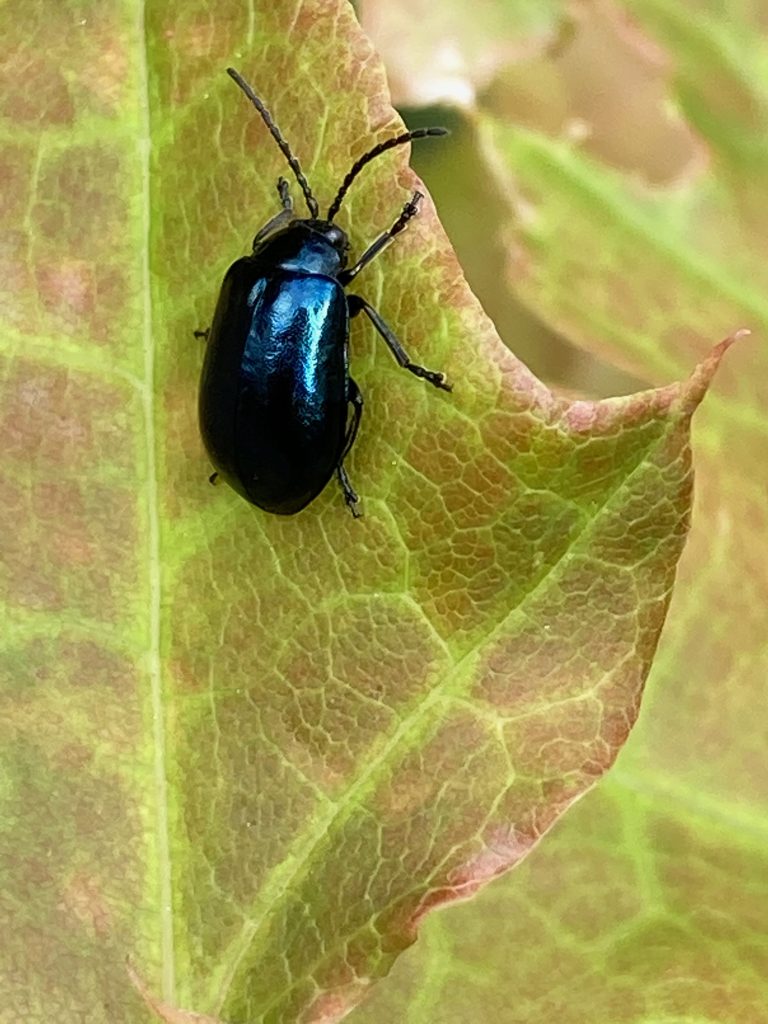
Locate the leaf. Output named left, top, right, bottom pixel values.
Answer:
left=346, top=1, right=768, bottom=1022
left=0, top=1, right=729, bottom=1022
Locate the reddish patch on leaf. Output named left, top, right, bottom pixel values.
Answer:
left=36, top=258, right=96, bottom=325
left=0, top=476, right=139, bottom=620
left=303, top=983, right=370, bottom=1024
left=127, top=962, right=226, bottom=1024
left=60, top=873, right=113, bottom=939
left=0, top=360, right=135, bottom=474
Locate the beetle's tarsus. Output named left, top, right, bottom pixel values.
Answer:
left=407, top=363, right=453, bottom=392
left=337, top=465, right=362, bottom=518
left=209, top=471, right=219, bottom=486
left=277, top=177, right=293, bottom=211
left=395, top=191, right=423, bottom=231
left=194, top=327, right=210, bottom=342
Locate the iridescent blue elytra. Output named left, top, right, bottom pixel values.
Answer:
left=197, top=69, right=451, bottom=517
left=199, top=225, right=349, bottom=514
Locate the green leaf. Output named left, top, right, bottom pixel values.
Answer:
left=0, top=1, right=728, bottom=1022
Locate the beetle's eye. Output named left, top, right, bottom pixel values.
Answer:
left=325, top=226, right=347, bottom=249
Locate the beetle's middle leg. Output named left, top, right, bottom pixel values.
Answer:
left=339, top=191, right=423, bottom=286
left=337, top=377, right=364, bottom=518
left=348, top=295, right=451, bottom=392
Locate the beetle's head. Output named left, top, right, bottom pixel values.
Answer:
left=308, top=221, right=350, bottom=267
left=253, top=220, right=350, bottom=276
left=226, top=66, right=446, bottom=249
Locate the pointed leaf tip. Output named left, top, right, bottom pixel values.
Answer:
left=682, top=329, right=750, bottom=414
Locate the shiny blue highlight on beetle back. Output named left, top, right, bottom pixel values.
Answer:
left=198, top=228, right=350, bottom=514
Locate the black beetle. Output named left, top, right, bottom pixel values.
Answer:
left=198, top=68, right=451, bottom=517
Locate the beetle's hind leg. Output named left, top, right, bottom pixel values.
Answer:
left=348, top=295, right=451, bottom=392
left=337, top=378, right=364, bottom=518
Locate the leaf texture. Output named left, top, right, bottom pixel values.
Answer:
left=0, top=1, right=729, bottom=1022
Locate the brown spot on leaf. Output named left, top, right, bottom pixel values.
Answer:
left=59, top=874, right=113, bottom=939
left=36, top=258, right=96, bottom=326
left=127, top=961, right=226, bottom=1024
left=0, top=360, right=135, bottom=474
left=0, top=475, right=139, bottom=621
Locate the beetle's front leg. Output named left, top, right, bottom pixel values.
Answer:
left=251, top=181, right=296, bottom=249
left=277, top=176, right=293, bottom=211
left=348, top=295, right=452, bottom=392
left=339, top=191, right=422, bottom=287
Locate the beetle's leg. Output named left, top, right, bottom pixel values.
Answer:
left=252, top=209, right=295, bottom=248
left=251, top=199, right=296, bottom=249
left=277, top=176, right=293, bottom=211
left=341, top=377, right=364, bottom=460
left=251, top=178, right=295, bottom=248
left=194, top=327, right=210, bottom=342
left=337, top=464, right=361, bottom=518
left=348, top=295, right=452, bottom=392
left=209, top=472, right=219, bottom=486
left=339, top=191, right=423, bottom=286
left=337, top=378, right=364, bottom=517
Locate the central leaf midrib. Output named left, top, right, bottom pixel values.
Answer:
left=139, top=3, right=176, bottom=1004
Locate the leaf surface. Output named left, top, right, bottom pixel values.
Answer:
left=0, top=1, right=728, bottom=1022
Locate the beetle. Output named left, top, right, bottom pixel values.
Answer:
left=197, top=68, right=451, bottom=518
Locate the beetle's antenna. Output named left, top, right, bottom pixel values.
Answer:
left=326, top=127, right=448, bottom=223
left=227, top=68, right=320, bottom=219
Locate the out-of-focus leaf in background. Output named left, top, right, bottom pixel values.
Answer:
left=0, top=0, right=737, bottom=1022
left=353, top=0, right=767, bottom=1021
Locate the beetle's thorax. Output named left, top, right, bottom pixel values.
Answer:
left=253, top=220, right=349, bottom=276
